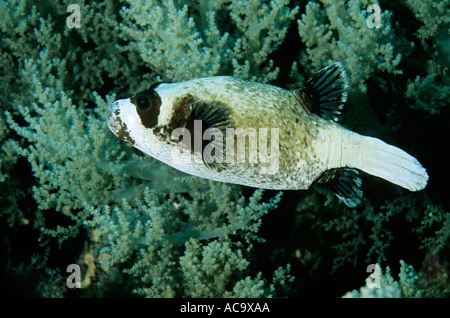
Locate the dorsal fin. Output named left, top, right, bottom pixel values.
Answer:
left=314, top=167, right=362, bottom=208
left=293, top=62, right=349, bottom=121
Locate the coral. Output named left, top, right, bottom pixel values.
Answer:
left=179, top=239, right=293, bottom=297
left=0, top=0, right=449, bottom=298
left=297, top=0, right=403, bottom=92
left=322, top=204, right=366, bottom=272
left=342, top=261, right=423, bottom=298
left=321, top=194, right=450, bottom=276
left=84, top=182, right=286, bottom=297
left=402, top=0, right=449, bottom=114
left=404, top=0, right=450, bottom=42
left=419, top=201, right=450, bottom=255
left=5, top=58, right=132, bottom=242
left=403, top=30, right=449, bottom=115
left=405, top=62, right=449, bottom=114
left=119, top=0, right=299, bottom=82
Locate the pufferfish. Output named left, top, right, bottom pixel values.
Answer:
left=107, top=62, right=428, bottom=207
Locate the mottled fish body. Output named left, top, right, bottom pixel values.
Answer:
left=108, top=63, right=428, bottom=207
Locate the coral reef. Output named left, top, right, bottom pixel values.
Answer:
left=0, top=0, right=449, bottom=298
left=342, top=261, right=423, bottom=298
left=297, top=0, right=403, bottom=93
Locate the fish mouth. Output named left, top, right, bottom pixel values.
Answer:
left=107, top=101, right=136, bottom=145
left=107, top=102, right=121, bottom=136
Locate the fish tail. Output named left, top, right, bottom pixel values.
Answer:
left=355, top=136, right=428, bottom=191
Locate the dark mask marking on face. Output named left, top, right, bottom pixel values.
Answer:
left=130, top=89, right=162, bottom=129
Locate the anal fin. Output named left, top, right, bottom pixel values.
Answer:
left=314, top=168, right=363, bottom=208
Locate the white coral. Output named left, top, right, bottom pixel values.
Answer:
left=297, top=0, right=403, bottom=92
left=119, top=0, right=298, bottom=83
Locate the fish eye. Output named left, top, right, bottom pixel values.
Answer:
left=135, top=94, right=151, bottom=111
left=130, top=89, right=161, bottom=128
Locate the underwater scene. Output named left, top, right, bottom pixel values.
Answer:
left=0, top=0, right=449, bottom=299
